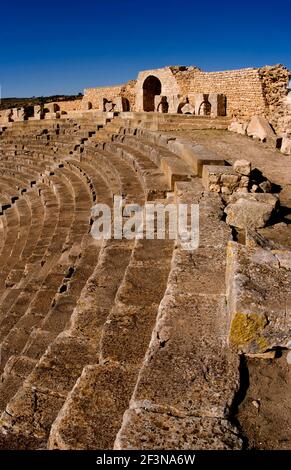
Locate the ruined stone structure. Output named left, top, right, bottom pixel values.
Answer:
left=1, top=64, right=290, bottom=139
left=79, top=64, right=290, bottom=128
left=0, top=64, right=291, bottom=451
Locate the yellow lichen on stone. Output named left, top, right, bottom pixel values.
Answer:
left=229, top=312, right=268, bottom=351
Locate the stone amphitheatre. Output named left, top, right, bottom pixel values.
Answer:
left=0, top=64, right=290, bottom=450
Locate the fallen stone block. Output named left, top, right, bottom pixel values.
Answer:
left=226, top=241, right=291, bottom=354
left=167, top=140, right=226, bottom=176
left=228, top=121, right=247, bottom=135
left=247, top=115, right=276, bottom=145
left=281, top=136, right=291, bottom=155
left=233, top=159, right=251, bottom=176
left=225, top=193, right=279, bottom=229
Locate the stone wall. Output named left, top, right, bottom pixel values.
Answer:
left=188, top=68, right=267, bottom=119
left=0, top=109, right=11, bottom=126
left=170, top=66, right=201, bottom=96
left=258, top=64, right=290, bottom=132
left=133, top=65, right=290, bottom=122
left=121, top=80, right=137, bottom=111
left=81, top=80, right=137, bottom=111
left=1, top=64, right=290, bottom=131
left=82, top=85, right=123, bottom=110
left=55, top=99, right=82, bottom=113
left=277, top=95, right=291, bottom=140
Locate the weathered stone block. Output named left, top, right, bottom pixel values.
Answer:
left=247, top=115, right=276, bottom=144
left=233, top=159, right=251, bottom=176
left=160, top=156, right=192, bottom=188
left=48, top=363, right=137, bottom=450
left=225, top=193, right=278, bottom=229
left=114, top=409, right=242, bottom=450
left=227, top=241, right=291, bottom=353
left=281, top=136, right=291, bottom=155
left=220, top=173, right=240, bottom=186
left=228, top=120, right=247, bottom=135
left=202, top=165, right=243, bottom=193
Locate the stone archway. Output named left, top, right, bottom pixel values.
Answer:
left=142, top=75, right=162, bottom=112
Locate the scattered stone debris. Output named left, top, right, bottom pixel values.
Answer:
left=252, top=400, right=260, bottom=410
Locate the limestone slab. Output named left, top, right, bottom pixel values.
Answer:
left=227, top=241, right=291, bottom=353
left=114, top=409, right=242, bottom=450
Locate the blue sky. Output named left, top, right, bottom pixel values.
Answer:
left=0, top=0, right=290, bottom=97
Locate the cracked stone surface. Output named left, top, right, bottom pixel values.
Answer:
left=227, top=241, right=291, bottom=353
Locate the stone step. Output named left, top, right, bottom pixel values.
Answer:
left=104, top=142, right=170, bottom=200
left=0, top=163, right=114, bottom=424
left=0, top=198, right=32, bottom=289
left=84, top=146, right=145, bottom=204
left=113, top=135, right=194, bottom=188
left=128, top=128, right=227, bottom=177
left=48, top=237, right=174, bottom=450
left=114, top=181, right=242, bottom=450
left=0, top=241, right=102, bottom=418
left=0, top=173, right=74, bottom=346
left=0, top=239, right=134, bottom=448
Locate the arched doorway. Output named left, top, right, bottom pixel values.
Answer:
left=143, top=75, right=162, bottom=112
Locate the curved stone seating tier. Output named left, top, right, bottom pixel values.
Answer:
left=0, top=180, right=115, bottom=446
left=0, top=164, right=96, bottom=344
left=64, top=159, right=113, bottom=206
left=0, top=114, right=252, bottom=450
left=117, top=113, right=231, bottom=132
left=0, top=197, right=31, bottom=289
left=0, top=205, right=21, bottom=280
left=0, top=234, right=174, bottom=449
left=102, top=142, right=170, bottom=200
left=112, top=134, right=194, bottom=188
left=0, top=182, right=65, bottom=303
left=0, top=176, right=69, bottom=345
left=0, top=120, right=81, bottom=138
left=0, top=156, right=57, bottom=175
left=83, top=146, right=145, bottom=205
left=82, top=148, right=124, bottom=198
left=0, top=166, right=115, bottom=426
left=0, top=143, right=77, bottom=163
left=0, top=122, right=99, bottom=146
left=0, top=180, right=21, bottom=208
left=0, top=164, right=40, bottom=190
left=0, top=136, right=83, bottom=148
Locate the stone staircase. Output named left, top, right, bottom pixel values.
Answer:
left=0, top=113, right=244, bottom=450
